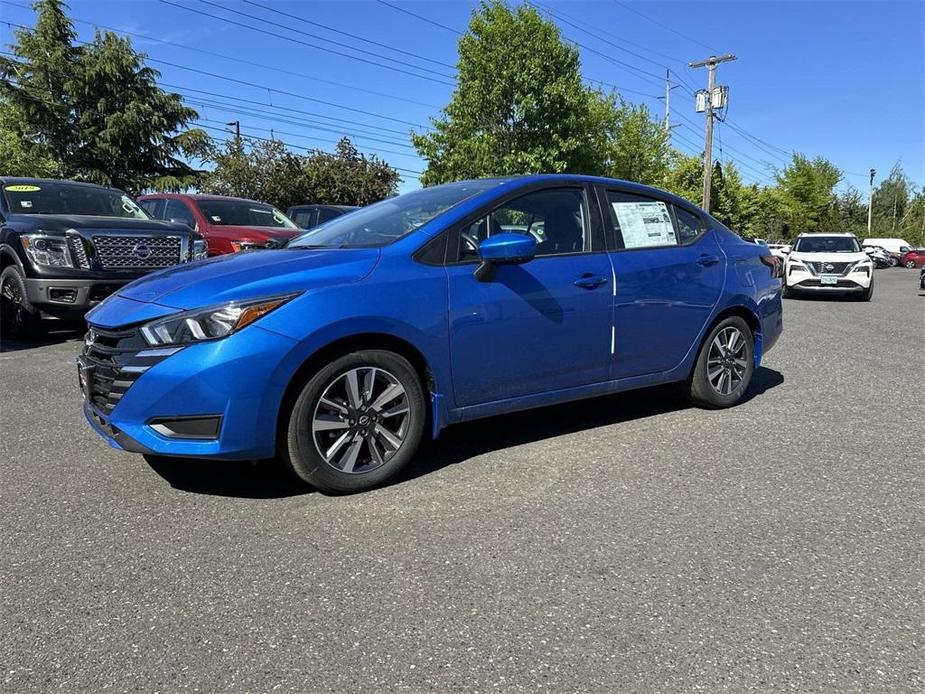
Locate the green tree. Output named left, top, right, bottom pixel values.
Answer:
left=412, top=0, right=619, bottom=185
left=661, top=151, right=702, bottom=205
left=870, top=163, right=912, bottom=236
left=773, top=153, right=842, bottom=234
left=203, top=136, right=400, bottom=210
left=0, top=102, right=57, bottom=177
left=0, top=0, right=208, bottom=192
left=605, top=100, right=670, bottom=185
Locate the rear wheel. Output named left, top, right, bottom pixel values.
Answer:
left=284, top=350, right=426, bottom=493
left=687, top=316, right=755, bottom=409
left=0, top=266, right=41, bottom=342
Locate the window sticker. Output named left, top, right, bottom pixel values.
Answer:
left=5, top=184, right=41, bottom=192
left=211, top=216, right=222, bottom=222
left=611, top=201, right=676, bottom=248
left=20, top=200, right=33, bottom=208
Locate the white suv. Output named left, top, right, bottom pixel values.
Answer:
left=784, top=233, right=874, bottom=300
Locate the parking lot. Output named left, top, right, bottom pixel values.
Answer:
left=1, top=270, right=922, bottom=692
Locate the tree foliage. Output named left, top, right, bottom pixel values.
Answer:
left=0, top=0, right=208, bottom=193
left=412, top=0, right=619, bottom=185
left=203, top=136, right=400, bottom=210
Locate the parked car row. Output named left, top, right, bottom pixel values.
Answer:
left=0, top=177, right=358, bottom=340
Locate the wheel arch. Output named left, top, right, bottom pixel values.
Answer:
left=275, top=331, right=439, bottom=452
left=686, top=303, right=763, bottom=381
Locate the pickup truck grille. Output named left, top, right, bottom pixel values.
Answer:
left=91, top=235, right=182, bottom=270
left=80, top=326, right=175, bottom=414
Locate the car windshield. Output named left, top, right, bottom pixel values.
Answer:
left=197, top=199, right=298, bottom=229
left=2, top=181, right=149, bottom=219
left=794, top=236, right=861, bottom=253
left=288, top=180, right=501, bottom=249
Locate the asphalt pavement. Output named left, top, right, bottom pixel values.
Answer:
left=2, top=269, right=923, bottom=692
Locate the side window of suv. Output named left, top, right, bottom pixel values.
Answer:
left=164, top=200, right=195, bottom=228
left=605, top=191, right=677, bottom=249
left=458, top=187, right=588, bottom=262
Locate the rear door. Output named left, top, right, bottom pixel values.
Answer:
left=599, top=187, right=725, bottom=379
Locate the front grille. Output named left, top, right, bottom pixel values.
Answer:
left=80, top=326, right=173, bottom=414
left=797, top=278, right=861, bottom=289
left=808, top=261, right=852, bottom=275
left=67, top=234, right=90, bottom=269
left=91, top=235, right=182, bottom=270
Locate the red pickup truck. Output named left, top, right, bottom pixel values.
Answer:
left=138, top=193, right=302, bottom=255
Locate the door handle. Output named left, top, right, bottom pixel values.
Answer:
left=574, top=274, right=608, bottom=289
left=697, top=254, right=720, bottom=267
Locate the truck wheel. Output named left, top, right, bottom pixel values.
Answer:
left=0, top=266, right=41, bottom=341
left=284, top=350, right=426, bottom=494
left=905, top=260, right=916, bottom=268
left=687, top=316, right=755, bottom=409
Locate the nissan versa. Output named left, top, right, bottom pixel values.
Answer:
left=80, top=175, right=783, bottom=493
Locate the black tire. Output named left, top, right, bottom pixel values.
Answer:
left=687, top=316, right=755, bottom=409
left=0, top=265, right=41, bottom=341
left=782, top=283, right=794, bottom=299
left=888, top=257, right=898, bottom=267
left=284, top=350, right=426, bottom=494
left=858, top=281, right=874, bottom=301
left=905, top=260, right=916, bottom=268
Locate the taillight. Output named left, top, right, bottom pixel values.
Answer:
left=760, top=255, right=781, bottom=278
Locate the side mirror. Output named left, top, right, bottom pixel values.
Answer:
left=474, top=233, right=536, bottom=281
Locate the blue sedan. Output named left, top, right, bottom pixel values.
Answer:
left=80, top=175, right=783, bottom=493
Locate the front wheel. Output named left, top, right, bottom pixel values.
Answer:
left=0, top=266, right=41, bottom=342
left=858, top=281, right=874, bottom=301
left=905, top=260, right=916, bottom=268
left=687, top=316, right=755, bottom=409
left=284, top=350, right=426, bottom=494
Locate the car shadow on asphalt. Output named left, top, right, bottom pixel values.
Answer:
left=143, top=367, right=784, bottom=499
left=0, top=325, right=84, bottom=352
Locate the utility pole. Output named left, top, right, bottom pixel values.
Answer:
left=689, top=54, right=736, bottom=212
left=659, top=69, right=680, bottom=144
left=867, top=168, right=875, bottom=234
left=227, top=120, right=241, bottom=143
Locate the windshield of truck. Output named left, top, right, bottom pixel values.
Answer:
left=3, top=181, right=149, bottom=219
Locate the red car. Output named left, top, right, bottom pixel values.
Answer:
left=137, top=193, right=302, bottom=256
left=899, top=248, right=925, bottom=268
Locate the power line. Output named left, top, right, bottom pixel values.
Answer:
left=0, top=0, right=440, bottom=109
left=239, top=0, right=455, bottom=69
left=612, top=0, right=720, bottom=54
left=191, top=0, right=452, bottom=78
left=376, top=0, right=463, bottom=35
left=157, top=0, right=454, bottom=85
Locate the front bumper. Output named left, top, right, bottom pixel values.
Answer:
left=786, top=265, right=872, bottom=292
left=789, top=278, right=867, bottom=292
left=81, top=323, right=301, bottom=460
left=25, top=277, right=129, bottom=314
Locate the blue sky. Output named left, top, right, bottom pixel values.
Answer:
left=1, top=0, right=922, bottom=195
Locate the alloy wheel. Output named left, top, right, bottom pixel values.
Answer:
left=311, top=366, right=410, bottom=474
left=0, top=275, right=27, bottom=331
left=707, top=326, right=748, bottom=396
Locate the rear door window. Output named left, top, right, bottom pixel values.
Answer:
left=139, top=199, right=165, bottom=219
left=604, top=191, right=677, bottom=250
left=672, top=205, right=704, bottom=243
left=164, top=200, right=195, bottom=227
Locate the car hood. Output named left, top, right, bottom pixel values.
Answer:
left=4, top=214, right=191, bottom=234
left=112, top=247, right=380, bottom=309
left=789, top=252, right=869, bottom=264
left=207, top=225, right=303, bottom=240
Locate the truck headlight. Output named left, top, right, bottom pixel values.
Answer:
left=21, top=233, right=73, bottom=268
left=139, top=294, right=297, bottom=346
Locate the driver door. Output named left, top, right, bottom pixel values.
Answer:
left=445, top=185, right=614, bottom=408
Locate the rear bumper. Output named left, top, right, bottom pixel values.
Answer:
left=25, top=277, right=128, bottom=315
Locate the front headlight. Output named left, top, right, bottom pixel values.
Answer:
left=851, top=261, right=871, bottom=274
left=21, top=233, right=73, bottom=268
left=139, top=294, right=297, bottom=346
left=191, top=239, right=208, bottom=261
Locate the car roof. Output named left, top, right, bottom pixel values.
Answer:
left=0, top=177, right=113, bottom=191
left=796, top=232, right=856, bottom=237
left=289, top=204, right=357, bottom=211
left=139, top=192, right=274, bottom=205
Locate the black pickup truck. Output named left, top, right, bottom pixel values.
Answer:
left=0, top=177, right=206, bottom=340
